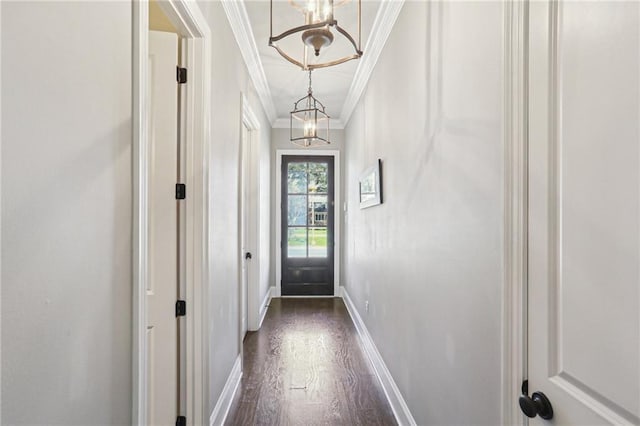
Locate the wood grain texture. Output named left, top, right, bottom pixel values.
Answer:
left=226, top=298, right=397, bottom=426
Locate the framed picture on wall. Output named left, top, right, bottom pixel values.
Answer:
left=359, top=159, right=383, bottom=209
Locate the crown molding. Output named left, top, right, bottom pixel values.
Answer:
left=272, top=118, right=345, bottom=130
left=220, top=0, right=278, bottom=124
left=222, top=0, right=404, bottom=128
left=339, top=0, right=405, bottom=126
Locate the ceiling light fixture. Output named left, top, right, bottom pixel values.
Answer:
left=290, top=70, right=330, bottom=147
left=269, top=0, right=362, bottom=70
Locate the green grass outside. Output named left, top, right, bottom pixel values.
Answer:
left=288, top=228, right=327, bottom=247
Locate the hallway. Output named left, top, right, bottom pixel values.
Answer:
left=226, top=298, right=396, bottom=426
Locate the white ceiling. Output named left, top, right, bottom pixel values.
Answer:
left=221, top=0, right=404, bottom=129
left=244, top=0, right=380, bottom=125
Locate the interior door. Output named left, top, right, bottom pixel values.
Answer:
left=147, top=30, right=179, bottom=425
left=281, top=156, right=335, bottom=296
left=240, top=124, right=251, bottom=338
left=527, top=1, right=639, bottom=424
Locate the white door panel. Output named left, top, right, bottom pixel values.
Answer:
left=528, top=1, right=639, bottom=424
left=147, top=30, right=179, bottom=426
left=240, top=124, right=250, bottom=339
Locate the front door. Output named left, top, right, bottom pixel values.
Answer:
left=281, top=156, right=335, bottom=296
left=526, top=1, right=639, bottom=424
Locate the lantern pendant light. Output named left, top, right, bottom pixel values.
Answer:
left=269, top=0, right=362, bottom=71
left=290, top=70, right=330, bottom=147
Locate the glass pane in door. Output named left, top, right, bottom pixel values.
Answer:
left=308, top=227, right=327, bottom=257
left=287, top=227, right=307, bottom=258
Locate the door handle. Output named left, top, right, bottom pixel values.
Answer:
left=519, top=380, right=553, bottom=420
left=245, top=252, right=252, bottom=260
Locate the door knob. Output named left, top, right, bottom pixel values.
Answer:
left=245, top=252, right=252, bottom=260
left=519, top=381, right=553, bottom=420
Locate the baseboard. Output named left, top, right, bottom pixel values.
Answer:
left=209, top=354, right=242, bottom=426
left=341, top=287, right=417, bottom=426
left=271, top=285, right=280, bottom=298
left=257, top=288, right=272, bottom=329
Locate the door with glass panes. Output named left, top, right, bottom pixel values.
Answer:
left=282, top=156, right=334, bottom=295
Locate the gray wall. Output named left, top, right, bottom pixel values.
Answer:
left=270, top=128, right=346, bottom=290
left=1, top=2, right=133, bottom=424
left=196, top=1, right=272, bottom=414
left=343, top=2, right=504, bottom=424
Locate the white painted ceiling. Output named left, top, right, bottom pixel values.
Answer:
left=244, top=0, right=382, bottom=127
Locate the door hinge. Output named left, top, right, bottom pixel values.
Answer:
left=176, top=300, right=186, bottom=317
left=176, top=416, right=186, bottom=426
left=177, top=67, right=187, bottom=84
left=175, top=183, right=186, bottom=200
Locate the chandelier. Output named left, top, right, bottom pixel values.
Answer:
left=290, top=70, right=330, bottom=147
left=269, top=0, right=362, bottom=70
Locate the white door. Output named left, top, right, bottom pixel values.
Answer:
left=147, top=30, right=179, bottom=426
left=527, top=1, right=639, bottom=424
left=239, top=123, right=251, bottom=340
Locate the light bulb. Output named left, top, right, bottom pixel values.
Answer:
left=303, top=120, right=316, bottom=138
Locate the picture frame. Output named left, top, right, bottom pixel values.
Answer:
left=359, top=159, right=383, bottom=209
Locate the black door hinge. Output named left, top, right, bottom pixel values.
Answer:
left=176, top=416, right=186, bottom=426
left=177, top=67, right=187, bottom=84
left=176, top=300, right=186, bottom=317
left=176, top=183, right=186, bottom=200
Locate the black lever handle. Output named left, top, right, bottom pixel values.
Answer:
left=245, top=252, right=252, bottom=260
left=519, top=381, right=553, bottom=420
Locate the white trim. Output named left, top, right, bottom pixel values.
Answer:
left=0, top=2, right=4, bottom=421
left=272, top=117, right=345, bottom=130
left=501, top=1, right=528, bottom=425
left=132, top=3, right=150, bottom=423
left=339, top=0, right=405, bottom=125
left=209, top=355, right=243, bottom=426
left=133, top=1, right=212, bottom=424
left=220, top=0, right=277, bottom=124
left=341, top=287, right=416, bottom=426
left=275, top=149, right=341, bottom=298
left=257, top=288, right=272, bottom=330
left=242, top=95, right=260, bottom=130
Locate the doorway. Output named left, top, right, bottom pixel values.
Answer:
left=281, top=155, right=335, bottom=296
left=239, top=123, right=251, bottom=340
left=133, top=1, right=212, bottom=425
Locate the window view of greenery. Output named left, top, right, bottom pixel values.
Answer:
left=287, top=162, right=329, bottom=258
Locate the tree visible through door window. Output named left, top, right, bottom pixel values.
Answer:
left=287, top=161, right=328, bottom=258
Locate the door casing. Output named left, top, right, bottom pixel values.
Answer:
left=275, top=150, right=341, bottom=297
left=133, top=1, right=212, bottom=425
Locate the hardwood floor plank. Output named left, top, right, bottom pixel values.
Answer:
left=225, top=298, right=396, bottom=426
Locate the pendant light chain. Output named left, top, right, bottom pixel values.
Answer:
left=308, top=69, right=313, bottom=95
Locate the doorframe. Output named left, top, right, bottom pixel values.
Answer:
left=275, top=149, right=341, bottom=297
left=132, top=1, right=211, bottom=425
left=502, top=0, right=528, bottom=424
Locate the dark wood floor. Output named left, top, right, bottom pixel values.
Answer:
left=225, top=298, right=397, bottom=426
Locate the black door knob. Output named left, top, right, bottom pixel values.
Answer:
left=519, top=383, right=553, bottom=420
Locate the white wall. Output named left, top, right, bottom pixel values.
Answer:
left=343, top=2, right=504, bottom=424
left=1, top=2, right=133, bottom=424
left=270, top=128, right=346, bottom=290
left=196, top=1, right=272, bottom=414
